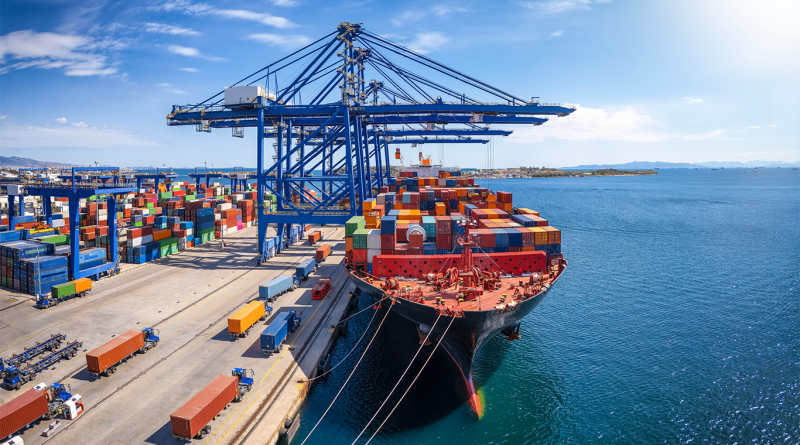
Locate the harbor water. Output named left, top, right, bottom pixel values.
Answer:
left=293, top=169, right=800, bottom=444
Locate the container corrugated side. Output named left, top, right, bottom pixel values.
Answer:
left=170, top=375, right=238, bottom=439
left=0, top=388, right=48, bottom=438
left=86, top=330, right=144, bottom=374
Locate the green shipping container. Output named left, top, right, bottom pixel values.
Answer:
left=345, top=216, right=365, bottom=237
left=159, top=237, right=178, bottom=247
left=352, top=228, right=369, bottom=250
left=161, top=192, right=173, bottom=199
left=38, top=234, right=70, bottom=246
left=51, top=282, right=76, bottom=299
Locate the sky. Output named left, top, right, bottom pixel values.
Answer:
left=1, top=0, right=798, bottom=169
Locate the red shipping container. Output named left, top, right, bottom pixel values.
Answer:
left=380, top=234, right=396, bottom=250
left=352, top=249, right=368, bottom=264
left=435, top=216, right=452, bottom=234
left=85, top=330, right=145, bottom=375
left=497, top=191, right=512, bottom=203
left=408, top=233, right=424, bottom=249
left=0, top=388, right=48, bottom=438
left=393, top=244, right=410, bottom=256
left=396, top=224, right=409, bottom=243
left=436, top=234, right=452, bottom=250
left=171, top=375, right=239, bottom=440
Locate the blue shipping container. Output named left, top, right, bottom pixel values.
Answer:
left=259, top=275, right=294, bottom=300
left=296, top=258, right=315, bottom=280
left=261, top=318, right=288, bottom=353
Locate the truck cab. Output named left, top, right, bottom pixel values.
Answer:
left=141, top=328, right=160, bottom=351
left=231, top=368, right=254, bottom=402
left=49, top=382, right=72, bottom=402
left=3, top=365, right=29, bottom=390
left=35, top=294, right=56, bottom=308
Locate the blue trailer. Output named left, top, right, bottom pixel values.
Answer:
left=295, top=258, right=316, bottom=281
left=258, top=275, right=297, bottom=302
left=4, top=340, right=82, bottom=390
left=0, top=333, right=66, bottom=379
left=260, top=318, right=288, bottom=355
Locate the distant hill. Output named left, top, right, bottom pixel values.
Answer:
left=561, top=160, right=800, bottom=170
left=0, top=156, right=76, bottom=168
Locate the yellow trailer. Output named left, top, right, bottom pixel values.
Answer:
left=228, top=301, right=265, bottom=339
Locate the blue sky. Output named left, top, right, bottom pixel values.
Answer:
left=1, top=0, right=798, bottom=168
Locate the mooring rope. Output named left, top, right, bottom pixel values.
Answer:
left=363, top=315, right=457, bottom=445
left=350, top=312, right=443, bottom=445
left=299, top=302, right=394, bottom=445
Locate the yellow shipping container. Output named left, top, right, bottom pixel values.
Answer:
left=362, top=200, right=374, bottom=212
left=228, top=301, right=265, bottom=336
left=530, top=227, right=549, bottom=245
left=435, top=202, right=446, bottom=215
left=517, top=208, right=540, bottom=216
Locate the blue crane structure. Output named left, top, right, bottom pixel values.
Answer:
left=5, top=167, right=134, bottom=279
left=166, top=23, right=575, bottom=263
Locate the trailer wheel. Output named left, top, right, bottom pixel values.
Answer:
left=30, top=372, right=36, bottom=381
left=197, top=430, right=205, bottom=439
left=234, top=394, right=242, bottom=402
left=71, top=350, right=77, bottom=357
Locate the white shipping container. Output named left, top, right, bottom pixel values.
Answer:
left=128, top=237, right=143, bottom=247
left=366, top=229, right=381, bottom=250
left=140, top=234, right=154, bottom=244
left=52, top=219, right=65, bottom=228
left=367, top=249, right=380, bottom=264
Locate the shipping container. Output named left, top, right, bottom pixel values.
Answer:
left=0, top=388, right=48, bottom=438
left=295, top=258, right=315, bottom=280
left=307, top=231, right=322, bottom=244
left=86, top=330, right=144, bottom=376
left=228, top=301, right=265, bottom=338
left=315, top=244, right=331, bottom=262
left=260, top=318, right=288, bottom=354
left=170, top=374, right=239, bottom=440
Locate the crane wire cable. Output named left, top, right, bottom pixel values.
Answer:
left=308, top=300, right=383, bottom=382
left=350, top=312, right=443, bottom=445
left=363, top=315, right=457, bottom=445
left=338, top=296, right=389, bottom=325
left=299, top=303, right=394, bottom=445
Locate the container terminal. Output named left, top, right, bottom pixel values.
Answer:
left=1, top=23, right=574, bottom=444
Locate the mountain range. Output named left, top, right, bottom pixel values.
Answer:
left=0, top=156, right=76, bottom=168
left=560, top=160, right=800, bottom=170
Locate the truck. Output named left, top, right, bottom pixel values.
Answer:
left=260, top=311, right=301, bottom=355
left=170, top=369, right=254, bottom=440
left=307, top=231, right=322, bottom=245
left=228, top=301, right=265, bottom=339
left=312, top=278, right=331, bottom=300
left=0, top=334, right=66, bottom=379
left=3, top=341, right=82, bottom=391
left=295, top=258, right=316, bottom=281
left=36, top=278, right=92, bottom=309
left=315, top=244, right=331, bottom=263
left=258, top=275, right=297, bottom=302
left=0, top=382, right=84, bottom=440
left=85, top=328, right=160, bottom=378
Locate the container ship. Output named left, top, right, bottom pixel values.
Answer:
left=344, top=168, right=565, bottom=417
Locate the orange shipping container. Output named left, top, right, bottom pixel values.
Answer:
left=170, top=375, right=239, bottom=440
left=152, top=228, right=171, bottom=242
left=86, top=330, right=144, bottom=375
left=542, top=226, right=561, bottom=244
left=228, top=301, right=265, bottom=336
left=530, top=227, right=549, bottom=245
left=316, top=244, right=331, bottom=261
left=0, top=388, right=48, bottom=438
left=73, top=277, right=92, bottom=293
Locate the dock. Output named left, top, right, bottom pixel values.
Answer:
left=0, top=225, right=354, bottom=445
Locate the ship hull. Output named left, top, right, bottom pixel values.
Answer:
left=347, top=273, right=558, bottom=416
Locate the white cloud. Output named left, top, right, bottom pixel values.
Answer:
left=684, top=97, right=705, bottom=103
left=769, top=124, right=778, bottom=128
left=406, top=32, right=449, bottom=54
left=179, top=67, right=198, bottom=72
left=432, top=5, right=472, bottom=16
left=157, top=82, right=188, bottom=94
left=167, top=44, right=223, bottom=61
left=1, top=121, right=160, bottom=149
left=391, top=10, right=427, bottom=26
left=55, top=117, right=68, bottom=124
left=269, top=0, right=298, bottom=6
left=160, top=0, right=296, bottom=28
left=551, top=30, right=564, bottom=37
left=247, top=34, right=312, bottom=50
left=72, top=121, right=89, bottom=127
left=508, top=105, right=730, bottom=144
left=745, top=126, right=760, bottom=130
left=0, top=115, right=7, bottom=120
left=518, top=0, right=611, bottom=14
left=0, top=30, right=119, bottom=76
left=144, top=22, right=201, bottom=36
